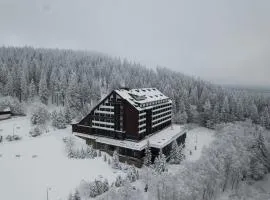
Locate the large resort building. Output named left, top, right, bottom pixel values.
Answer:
left=72, top=88, right=186, bottom=166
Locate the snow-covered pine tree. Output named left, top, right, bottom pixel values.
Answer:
left=52, top=110, right=67, bottom=129
left=51, top=110, right=57, bottom=125
left=103, top=179, right=109, bottom=192
left=260, top=107, right=270, bottom=129
left=39, top=70, right=49, bottom=104
left=64, top=105, right=72, bottom=124
left=66, top=72, right=82, bottom=115
left=249, top=102, right=259, bottom=124
left=111, top=150, right=120, bottom=169
left=30, top=103, right=50, bottom=125
left=103, top=154, right=107, bottom=162
left=67, top=193, right=73, bottom=200
left=202, top=99, right=212, bottom=128
left=115, top=175, right=124, bottom=187
left=154, top=150, right=167, bottom=174
left=143, top=140, right=152, bottom=167
left=169, top=140, right=179, bottom=164
left=86, top=145, right=95, bottom=158
left=178, top=143, right=185, bottom=162
left=20, top=70, right=28, bottom=102
left=212, top=103, right=220, bottom=126
left=28, top=79, right=36, bottom=102
left=56, top=110, right=67, bottom=129
left=221, top=96, right=230, bottom=123
left=179, top=111, right=188, bottom=124
left=73, top=189, right=81, bottom=200
left=5, top=70, right=14, bottom=96
left=126, top=165, right=138, bottom=183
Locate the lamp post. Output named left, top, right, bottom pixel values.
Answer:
left=46, top=187, right=51, bottom=200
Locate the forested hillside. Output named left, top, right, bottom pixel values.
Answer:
left=0, top=46, right=269, bottom=129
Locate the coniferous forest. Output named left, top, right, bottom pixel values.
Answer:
left=0, top=46, right=269, bottom=129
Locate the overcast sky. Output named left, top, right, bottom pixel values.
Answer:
left=0, top=0, right=270, bottom=87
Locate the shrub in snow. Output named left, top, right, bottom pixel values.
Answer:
left=0, top=135, right=2, bottom=143
left=98, top=150, right=102, bottom=157
left=126, top=165, right=139, bottom=183
left=111, top=150, right=120, bottom=169
left=121, top=161, right=129, bottom=171
left=77, top=179, right=109, bottom=198
left=64, top=137, right=75, bottom=158
left=93, top=150, right=98, bottom=158
left=68, top=189, right=81, bottom=200
left=5, top=134, right=22, bottom=142
left=114, top=175, right=125, bottom=187
left=30, top=103, right=50, bottom=125
left=108, top=158, right=111, bottom=165
left=29, top=126, right=43, bottom=137
left=153, top=150, right=167, bottom=174
left=103, top=154, right=107, bottom=162
left=64, top=137, right=97, bottom=159
left=0, top=96, right=26, bottom=115
left=51, top=110, right=67, bottom=129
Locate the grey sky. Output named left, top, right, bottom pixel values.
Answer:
left=0, top=0, right=270, bottom=87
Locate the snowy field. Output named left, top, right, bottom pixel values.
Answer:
left=184, top=126, right=215, bottom=161
left=0, top=116, right=121, bottom=200
left=167, top=126, right=215, bottom=174
left=0, top=116, right=216, bottom=200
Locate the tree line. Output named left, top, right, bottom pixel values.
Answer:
left=0, top=46, right=269, bottom=129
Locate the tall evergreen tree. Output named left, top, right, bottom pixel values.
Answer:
left=66, top=72, right=82, bottom=114
left=20, top=70, right=28, bottom=101
left=144, top=140, right=152, bottom=167
left=5, top=70, right=13, bottom=96
left=154, top=150, right=167, bottom=174
left=39, top=70, right=49, bottom=104
left=28, top=79, right=36, bottom=101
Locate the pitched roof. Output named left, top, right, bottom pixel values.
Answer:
left=114, top=88, right=171, bottom=110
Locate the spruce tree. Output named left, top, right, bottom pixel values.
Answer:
left=39, top=70, right=49, bottom=104
left=154, top=150, right=167, bottom=174
left=169, top=140, right=178, bottom=164
left=73, top=189, right=80, bottom=200
left=143, top=140, right=152, bottom=167
left=20, top=70, right=28, bottom=101
left=28, top=79, right=36, bottom=102
left=64, top=105, right=73, bottom=124
left=66, top=72, right=81, bottom=114
left=111, top=150, right=120, bottom=169
left=5, top=71, right=13, bottom=96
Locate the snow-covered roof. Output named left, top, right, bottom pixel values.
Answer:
left=114, top=88, right=171, bottom=111
left=74, top=124, right=186, bottom=151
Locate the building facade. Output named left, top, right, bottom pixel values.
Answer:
left=72, top=88, right=186, bottom=166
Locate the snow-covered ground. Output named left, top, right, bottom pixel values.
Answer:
left=167, top=126, right=215, bottom=174
left=0, top=115, right=216, bottom=200
left=184, top=126, right=215, bottom=161
left=0, top=116, right=121, bottom=200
